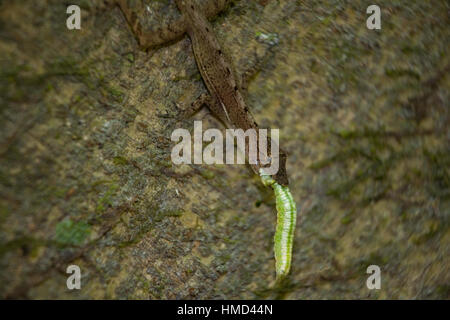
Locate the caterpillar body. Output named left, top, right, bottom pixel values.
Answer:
left=260, top=171, right=297, bottom=280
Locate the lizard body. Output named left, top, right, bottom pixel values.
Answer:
left=117, top=0, right=288, bottom=186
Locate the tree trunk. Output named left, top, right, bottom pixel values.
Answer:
left=0, top=0, right=448, bottom=299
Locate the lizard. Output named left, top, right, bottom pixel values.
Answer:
left=115, top=0, right=296, bottom=280
left=116, top=0, right=289, bottom=186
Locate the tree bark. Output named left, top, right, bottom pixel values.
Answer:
left=0, top=0, right=448, bottom=299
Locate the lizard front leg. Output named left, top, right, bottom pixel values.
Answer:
left=177, top=93, right=211, bottom=119
left=177, top=93, right=231, bottom=127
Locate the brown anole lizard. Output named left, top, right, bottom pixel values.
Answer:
left=116, top=0, right=289, bottom=185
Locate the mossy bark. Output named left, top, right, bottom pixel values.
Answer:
left=0, top=0, right=448, bottom=299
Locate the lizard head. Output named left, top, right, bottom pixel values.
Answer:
left=258, top=147, right=289, bottom=186
left=274, top=149, right=289, bottom=186
left=271, top=148, right=289, bottom=186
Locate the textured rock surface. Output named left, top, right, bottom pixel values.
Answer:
left=0, top=0, right=448, bottom=299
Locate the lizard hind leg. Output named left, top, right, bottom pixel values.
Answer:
left=116, top=0, right=188, bottom=49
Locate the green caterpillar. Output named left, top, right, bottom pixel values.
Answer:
left=260, top=171, right=297, bottom=280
